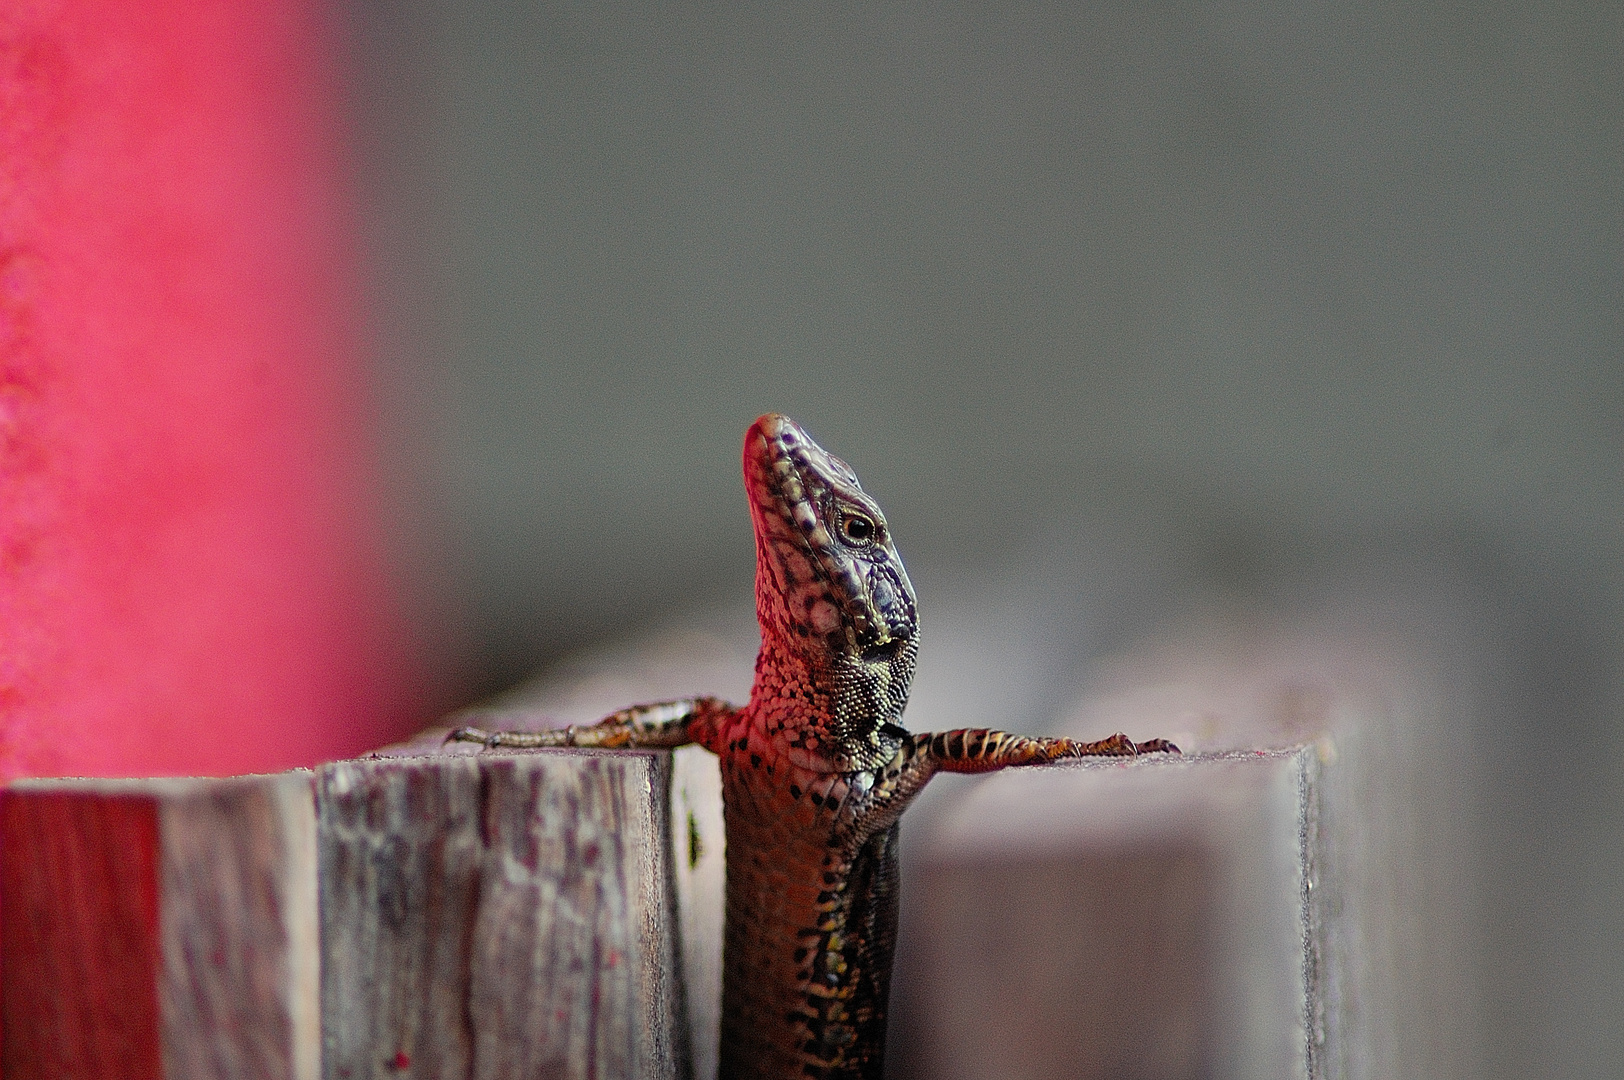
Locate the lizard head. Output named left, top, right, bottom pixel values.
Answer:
left=743, top=415, right=919, bottom=748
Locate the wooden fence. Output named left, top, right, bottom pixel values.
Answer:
left=2, top=662, right=1461, bottom=1080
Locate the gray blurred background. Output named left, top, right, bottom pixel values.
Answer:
left=339, top=2, right=1621, bottom=1076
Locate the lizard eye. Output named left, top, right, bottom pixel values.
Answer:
left=839, top=512, right=877, bottom=546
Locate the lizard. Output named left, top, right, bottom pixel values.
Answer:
left=449, top=413, right=1178, bottom=1080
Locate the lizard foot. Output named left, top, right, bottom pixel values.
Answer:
left=443, top=725, right=573, bottom=749
left=445, top=726, right=494, bottom=746
left=1061, top=732, right=1139, bottom=758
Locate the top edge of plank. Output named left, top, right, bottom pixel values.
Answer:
left=5, top=771, right=313, bottom=794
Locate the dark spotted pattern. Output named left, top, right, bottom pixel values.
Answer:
left=447, top=414, right=1178, bottom=1080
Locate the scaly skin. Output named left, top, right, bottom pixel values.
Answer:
left=450, top=414, right=1177, bottom=1080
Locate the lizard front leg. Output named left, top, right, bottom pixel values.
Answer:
left=921, top=727, right=1178, bottom=773
left=446, top=696, right=736, bottom=750
left=858, top=725, right=1180, bottom=830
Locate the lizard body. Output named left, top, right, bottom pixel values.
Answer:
left=451, top=414, right=1177, bottom=1079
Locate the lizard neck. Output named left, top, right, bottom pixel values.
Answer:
left=746, top=633, right=916, bottom=774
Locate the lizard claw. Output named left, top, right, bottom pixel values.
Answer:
left=1058, top=732, right=1138, bottom=758
left=1100, top=732, right=1139, bottom=756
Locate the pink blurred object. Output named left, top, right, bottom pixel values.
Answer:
left=0, top=0, right=422, bottom=779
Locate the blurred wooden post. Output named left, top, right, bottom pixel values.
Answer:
left=880, top=617, right=1485, bottom=1080
left=894, top=749, right=1324, bottom=1080
left=1, top=773, right=320, bottom=1080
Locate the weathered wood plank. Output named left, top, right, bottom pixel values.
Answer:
left=1, top=773, right=320, bottom=1080
left=2, top=786, right=164, bottom=1079
left=895, top=749, right=1319, bottom=1080
left=158, top=775, right=321, bottom=1080
left=669, top=744, right=726, bottom=1080
left=317, top=748, right=686, bottom=1080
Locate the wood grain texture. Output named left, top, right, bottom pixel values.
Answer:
left=1, top=774, right=320, bottom=1080
left=157, top=774, right=321, bottom=1080
left=2, top=787, right=164, bottom=1080
left=317, top=748, right=686, bottom=1080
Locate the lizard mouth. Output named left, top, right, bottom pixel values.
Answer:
left=859, top=635, right=912, bottom=663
